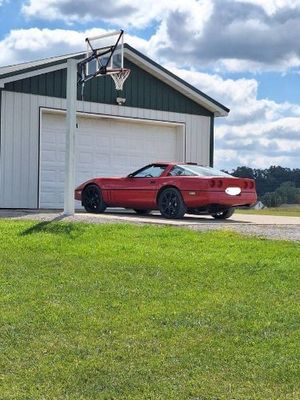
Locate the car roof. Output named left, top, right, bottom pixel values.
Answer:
left=154, top=162, right=176, bottom=165
left=154, top=162, right=201, bottom=166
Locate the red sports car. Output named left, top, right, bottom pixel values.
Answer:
left=74, top=162, right=257, bottom=219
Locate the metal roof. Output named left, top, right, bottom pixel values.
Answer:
left=0, top=52, right=84, bottom=78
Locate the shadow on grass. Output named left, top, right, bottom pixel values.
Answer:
left=20, top=215, right=86, bottom=237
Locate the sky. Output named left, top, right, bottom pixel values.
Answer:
left=0, top=0, right=299, bottom=171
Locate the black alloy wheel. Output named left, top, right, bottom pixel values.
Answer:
left=211, top=208, right=235, bottom=220
left=133, top=209, right=151, bottom=215
left=82, top=184, right=106, bottom=213
left=158, top=188, right=186, bottom=219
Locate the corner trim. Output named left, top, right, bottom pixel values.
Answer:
left=209, top=116, right=214, bottom=167
left=0, top=89, right=2, bottom=158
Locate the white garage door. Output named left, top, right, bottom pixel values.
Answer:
left=40, top=112, right=184, bottom=209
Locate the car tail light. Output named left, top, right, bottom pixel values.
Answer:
left=243, top=181, right=248, bottom=189
left=209, top=180, right=216, bottom=188
left=217, top=179, right=223, bottom=188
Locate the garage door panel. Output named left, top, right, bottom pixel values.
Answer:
left=40, top=113, right=183, bottom=209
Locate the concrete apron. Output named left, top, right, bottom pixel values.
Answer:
left=0, top=209, right=300, bottom=226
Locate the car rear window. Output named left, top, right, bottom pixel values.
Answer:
left=168, top=166, right=197, bottom=176
left=169, top=165, right=233, bottom=177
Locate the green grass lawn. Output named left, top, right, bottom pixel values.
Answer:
left=1, top=220, right=299, bottom=400
left=236, top=207, right=300, bottom=217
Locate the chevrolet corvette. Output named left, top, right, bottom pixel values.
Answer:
left=74, top=162, right=257, bottom=219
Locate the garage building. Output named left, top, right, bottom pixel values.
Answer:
left=0, top=44, right=229, bottom=209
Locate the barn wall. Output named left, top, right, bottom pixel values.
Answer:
left=0, top=91, right=211, bottom=208
left=4, top=59, right=213, bottom=117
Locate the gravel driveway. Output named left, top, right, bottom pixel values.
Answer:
left=1, top=209, right=300, bottom=242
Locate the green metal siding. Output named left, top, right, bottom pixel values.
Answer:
left=4, top=59, right=213, bottom=117
left=125, top=44, right=229, bottom=115
left=5, top=68, right=67, bottom=99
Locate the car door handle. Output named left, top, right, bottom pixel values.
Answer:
left=149, top=180, right=156, bottom=184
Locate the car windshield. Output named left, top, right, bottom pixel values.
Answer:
left=169, top=165, right=233, bottom=177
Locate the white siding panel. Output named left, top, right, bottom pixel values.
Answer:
left=28, top=94, right=40, bottom=206
left=0, top=92, right=40, bottom=207
left=20, top=93, right=31, bottom=206
left=0, top=91, right=211, bottom=208
left=185, top=114, right=193, bottom=162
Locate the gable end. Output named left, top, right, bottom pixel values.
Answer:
left=4, top=58, right=213, bottom=117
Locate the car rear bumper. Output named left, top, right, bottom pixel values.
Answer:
left=182, top=190, right=257, bottom=208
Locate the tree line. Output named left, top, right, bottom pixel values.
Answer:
left=224, top=166, right=300, bottom=207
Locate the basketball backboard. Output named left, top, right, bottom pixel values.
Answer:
left=78, top=30, right=126, bottom=83
left=87, top=30, right=124, bottom=72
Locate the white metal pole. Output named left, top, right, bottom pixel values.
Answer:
left=86, top=30, right=120, bottom=41
left=63, top=58, right=77, bottom=216
left=121, top=32, right=124, bottom=69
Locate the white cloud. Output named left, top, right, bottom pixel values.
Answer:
left=167, top=66, right=300, bottom=169
left=0, top=27, right=147, bottom=66
left=22, top=0, right=136, bottom=25
left=236, top=0, right=300, bottom=15
left=21, top=0, right=300, bottom=72
left=157, top=1, right=300, bottom=72
left=22, top=0, right=213, bottom=30
left=0, top=28, right=84, bottom=65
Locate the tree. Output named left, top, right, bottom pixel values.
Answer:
left=262, top=192, right=284, bottom=207
left=229, top=166, right=300, bottom=198
left=275, top=182, right=300, bottom=204
left=231, top=166, right=255, bottom=179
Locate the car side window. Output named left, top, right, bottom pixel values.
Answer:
left=168, top=166, right=196, bottom=176
left=168, top=166, right=185, bottom=176
left=133, top=165, right=166, bottom=178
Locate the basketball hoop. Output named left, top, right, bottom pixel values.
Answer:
left=107, top=68, right=131, bottom=91
left=77, top=30, right=131, bottom=98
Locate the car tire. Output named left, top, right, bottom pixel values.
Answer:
left=158, top=188, right=186, bottom=219
left=211, top=208, right=235, bottom=220
left=82, top=184, right=106, bottom=213
left=133, top=209, right=151, bottom=215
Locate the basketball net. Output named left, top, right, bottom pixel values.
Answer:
left=108, top=68, right=131, bottom=91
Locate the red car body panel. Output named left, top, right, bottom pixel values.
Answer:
left=74, top=163, right=257, bottom=210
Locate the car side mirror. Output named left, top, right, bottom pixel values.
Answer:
left=127, top=173, right=134, bottom=178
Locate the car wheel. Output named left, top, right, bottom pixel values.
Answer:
left=158, top=188, right=186, bottom=219
left=82, top=184, right=106, bottom=213
left=133, top=209, right=151, bottom=215
left=211, top=208, right=235, bottom=220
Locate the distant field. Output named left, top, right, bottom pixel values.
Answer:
left=237, top=207, right=300, bottom=217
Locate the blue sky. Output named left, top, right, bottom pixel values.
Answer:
left=0, top=0, right=299, bottom=170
